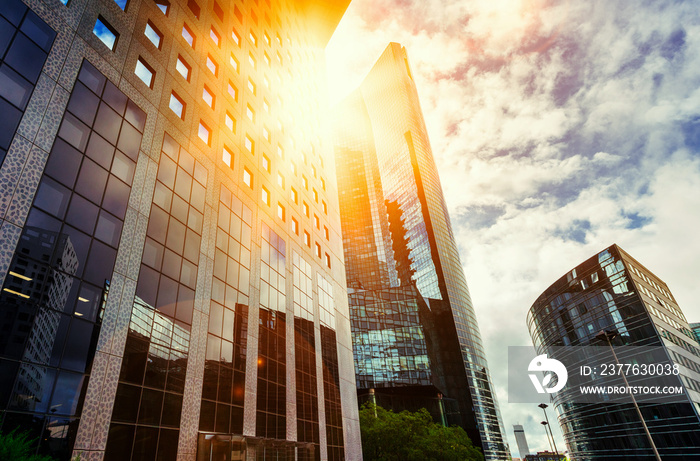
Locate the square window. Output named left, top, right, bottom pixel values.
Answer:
left=247, top=78, right=256, bottom=95
left=263, top=32, right=271, bottom=46
left=322, top=201, right=327, bottom=214
left=315, top=243, right=321, bottom=258
left=243, top=168, right=252, bottom=187
left=249, top=31, right=257, bottom=46
left=277, top=203, right=285, bottom=221
left=321, top=177, right=326, bottom=190
left=182, top=24, right=195, bottom=48
left=264, top=75, right=269, bottom=88
left=202, top=86, right=215, bottom=109
left=115, top=0, right=129, bottom=11
left=225, top=112, right=235, bottom=132
left=291, top=162, right=297, bottom=175
left=292, top=217, right=299, bottom=235
left=312, top=165, right=317, bottom=177
left=176, top=56, right=191, bottom=81
left=222, top=146, right=232, bottom=167
left=144, top=21, right=162, bottom=48
left=213, top=1, right=224, bottom=21
left=313, top=188, right=318, bottom=202
left=302, top=175, right=308, bottom=190
left=264, top=52, right=270, bottom=66
left=324, top=226, right=329, bottom=240
left=206, top=55, right=218, bottom=76
left=228, top=82, right=237, bottom=101
left=248, top=53, right=256, bottom=69
left=262, top=154, right=270, bottom=173
left=303, top=202, right=309, bottom=217
left=245, top=135, right=254, bottom=154
left=277, top=173, right=284, bottom=188
left=246, top=105, right=254, bottom=122
left=135, top=57, right=155, bottom=88
left=325, top=253, right=331, bottom=268
left=264, top=99, right=269, bottom=113
left=94, top=16, right=118, bottom=51
left=198, top=121, right=211, bottom=145
left=304, top=231, right=310, bottom=247
left=314, top=214, right=319, bottom=230
left=261, top=186, right=269, bottom=205
left=232, top=29, right=240, bottom=46
left=277, top=144, right=283, bottom=158
left=263, top=127, right=270, bottom=141
left=187, top=0, right=201, bottom=18
left=291, top=188, right=297, bottom=204
left=210, top=27, right=220, bottom=46
left=230, top=54, right=239, bottom=72
left=169, top=92, right=185, bottom=119
left=155, top=0, right=170, bottom=15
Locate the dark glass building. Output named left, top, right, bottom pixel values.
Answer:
left=332, top=42, right=510, bottom=460
left=0, top=0, right=361, bottom=460
left=528, top=244, right=700, bottom=460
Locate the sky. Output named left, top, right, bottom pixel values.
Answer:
left=325, top=0, right=700, bottom=457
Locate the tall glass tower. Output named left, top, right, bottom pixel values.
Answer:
left=0, top=0, right=360, bottom=460
left=332, top=42, right=510, bottom=460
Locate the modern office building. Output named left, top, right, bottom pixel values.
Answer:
left=690, top=322, right=700, bottom=344
left=332, top=42, right=510, bottom=460
left=527, top=244, right=700, bottom=460
left=0, top=0, right=360, bottom=460
left=513, top=424, right=530, bottom=459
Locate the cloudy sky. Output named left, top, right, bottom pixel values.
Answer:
left=325, top=0, right=700, bottom=457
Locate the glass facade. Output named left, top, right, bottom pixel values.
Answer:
left=0, top=0, right=359, bottom=460
left=528, top=244, right=700, bottom=459
left=333, top=42, right=509, bottom=459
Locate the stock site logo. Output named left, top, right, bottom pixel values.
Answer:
left=528, top=354, right=568, bottom=394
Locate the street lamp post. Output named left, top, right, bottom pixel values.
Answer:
left=538, top=403, right=558, bottom=455
left=595, top=329, right=662, bottom=461
left=540, top=421, right=554, bottom=454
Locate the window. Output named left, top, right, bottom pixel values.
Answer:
left=276, top=51, right=282, bottom=65
left=115, top=0, right=129, bottom=11
left=292, top=217, right=299, bottom=235
left=230, top=54, right=239, bottom=72
left=198, top=121, right=211, bottom=145
left=314, top=214, right=319, bottom=230
left=222, top=145, right=233, bottom=167
left=302, top=175, right=308, bottom=190
left=303, top=202, right=309, bottom=217
left=246, top=105, right=254, bottom=122
left=262, top=154, right=270, bottom=173
left=144, top=21, right=163, bottom=48
left=176, top=55, right=191, bottom=80
left=248, top=53, right=256, bottom=69
left=264, top=32, right=271, bottom=46
left=169, top=92, right=185, bottom=119
left=232, top=29, right=240, bottom=45
left=213, top=1, right=224, bottom=21
left=324, top=226, right=329, bottom=240
left=277, top=173, right=284, bottom=188
left=263, top=99, right=270, bottom=113
left=315, top=243, right=321, bottom=258
left=249, top=31, right=257, bottom=46
left=261, top=186, right=269, bottom=205
left=202, top=85, right=214, bottom=108
left=264, top=75, right=269, bottom=88
left=206, top=55, right=218, bottom=76
left=243, top=168, right=252, bottom=187
left=322, top=200, right=327, bottom=214
left=247, top=78, right=256, bottom=95
left=182, top=24, right=195, bottom=48
left=155, top=0, right=170, bottom=15
left=313, top=188, right=318, bottom=202
left=263, top=127, right=270, bottom=142
left=291, top=162, right=297, bottom=175
left=225, top=112, right=235, bottom=132
left=304, top=231, right=310, bottom=247
left=312, top=165, right=317, bottom=178
left=245, top=135, right=254, bottom=154
left=276, top=33, right=282, bottom=45
left=277, top=144, right=283, bottom=157
left=277, top=203, right=285, bottom=221
left=321, top=177, right=326, bottom=191
left=264, top=52, right=270, bottom=66
left=325, top=253, right=331, bottom=268
left=227, top=82, right=237, bottom=101
left=93, top=17, right=118, bottom=51
left=291, top=188, right=297, bottom=204
left=134, top=57, right=155, bottom=88
left=187, top=0, right=200, bottom=18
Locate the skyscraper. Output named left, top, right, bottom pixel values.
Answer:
left=527, top=244, right=700, bottom=459
left=0, top=0, right=360, bottom=460
left=332, top=42, right=510, bottom=460
left=513, top=424, right=530, bottom=459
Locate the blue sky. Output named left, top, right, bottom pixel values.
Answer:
left=326, top=0, right=700, bottom=457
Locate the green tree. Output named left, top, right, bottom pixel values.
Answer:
left=0, top=429, right=55, bottom=461
left=359, top=403, right=484, bottom=461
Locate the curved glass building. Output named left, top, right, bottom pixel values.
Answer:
left=333, top=42, right=509, bottom=460
left=527, top=244, right=700, bottom=460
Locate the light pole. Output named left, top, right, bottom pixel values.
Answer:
left=595, top=329, right=662, bottom=461
left=538, top=403, right=558, bottom=455
left=540, top=421, right=554, bottom=454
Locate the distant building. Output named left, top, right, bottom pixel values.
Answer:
left=525, top=452, right=566, bottom=461
left=528, top=244, right=700, bottom=459
left=332, top=42, right=509, bottom=460
left=514, top=424, right=530, bottom=459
